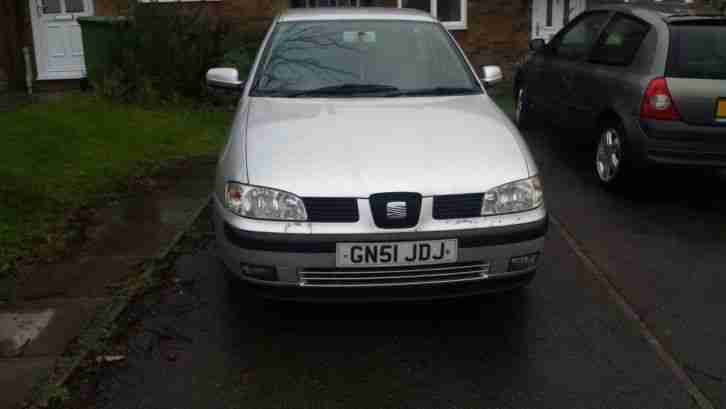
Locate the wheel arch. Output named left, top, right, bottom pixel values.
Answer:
left=596, top=109, right=624, bottom=129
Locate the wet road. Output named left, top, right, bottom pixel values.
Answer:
left=82, top=124, right=726, bottom=409
left=524, top=123, right=726, bottom=408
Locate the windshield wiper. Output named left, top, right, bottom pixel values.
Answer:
left=386, top=87, right=482, bottom=97
left=286, top=83, right=400, bottom=97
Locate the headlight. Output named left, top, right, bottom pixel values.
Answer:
left=225, top=182, right=307, bottom=221
left=481, top=176, right=543, bottom=215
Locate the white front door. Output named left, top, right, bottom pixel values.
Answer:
left=29, top=0, right=94, bottom=80
left=531, top=0, right=586, bottom=42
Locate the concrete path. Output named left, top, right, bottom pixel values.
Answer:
left=0, top=158, right=215, bottom=409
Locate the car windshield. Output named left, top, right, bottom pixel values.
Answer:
left=250, top=20, right=482, bottom=97
left=667, top=23, right=726, bottom=80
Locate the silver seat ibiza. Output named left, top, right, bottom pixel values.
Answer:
left=208, top=8, right=547, bottom=301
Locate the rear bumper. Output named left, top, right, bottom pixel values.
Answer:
left=213, top=199, right=547, bottom=301
left=627, top=118, right=726, bottom=167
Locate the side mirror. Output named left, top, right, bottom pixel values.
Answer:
left=529, top=38, right=546, bottom=52
left=206, top=68, right=244, bottom=90
left=481, top=65, right=503, bottom=87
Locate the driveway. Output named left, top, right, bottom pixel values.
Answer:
left=76, top=123, right=725, bottom=409
left=524, top=122, right=726, bottom=408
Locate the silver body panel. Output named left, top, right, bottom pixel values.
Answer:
left=213, top=198, right=545, bottom=287
left=243, top=95, right=533, bottom=197
left=213, top=9, right=547, bottom=298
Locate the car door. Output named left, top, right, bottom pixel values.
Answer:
left=540, top=11, right=612, bottom=125
left=575, top=13, right=652, bottom=129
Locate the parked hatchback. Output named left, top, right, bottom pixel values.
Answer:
left=207, top=8, right=547, bottom=301
left=514, top=7, right=726, bottom=187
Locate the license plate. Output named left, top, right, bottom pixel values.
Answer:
left=717, top=99, right=726, bottom=120
left=336, top=239, right=458, bottom=267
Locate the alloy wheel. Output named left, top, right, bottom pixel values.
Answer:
left=596, top=128, right=623, bottom=183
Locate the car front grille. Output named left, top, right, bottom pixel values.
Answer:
left=369, top=192, right=422, bottom=229
left=303, top=197, right=359, bottom=223
left=298, top=261, right=491, bottom=287
left=433, top=194, right=483, bottom=219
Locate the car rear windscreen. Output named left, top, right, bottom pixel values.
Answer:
left=667, top=22, right=726, bottom=80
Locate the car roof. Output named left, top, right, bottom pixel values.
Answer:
left=278, top=7, right=437, bottom=23
left=588, top=4, right=725, bottom=24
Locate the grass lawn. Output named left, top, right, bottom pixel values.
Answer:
left=0, top=93, right=231, bottom=297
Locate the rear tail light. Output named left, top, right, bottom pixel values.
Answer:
left=640, top=77, right=681, bottom=121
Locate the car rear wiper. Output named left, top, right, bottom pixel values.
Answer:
left=386, top=87, right=482, bottom=97
left=286, top=83, right=401, bottom=97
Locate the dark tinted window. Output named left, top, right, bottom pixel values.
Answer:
left=590, top=14, right=650, bottom=66
left=667, top=23, right=726, bottom=80
left=552, top=12, right=610, bottom=61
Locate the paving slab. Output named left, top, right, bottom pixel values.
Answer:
left=80, top=197, right=181, bottom=260
left=0, top=299, right=105, bottom=359
left=0, top=158, right=215, bottom=409
left=0, top=357, right=56, bottom=409
left=17, top=256, right=144, bottom=300
left=21, top=298, right=106, bottom=357
left=0, top=310, right=55, bottom=357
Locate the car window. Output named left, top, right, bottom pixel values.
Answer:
left=589, top=14, right=650, bottom=66
left=251, top=20, right=481, bottom=96
left=666, top=22, right=726, bottom=80
left=551, top=12, right=610, bottom=61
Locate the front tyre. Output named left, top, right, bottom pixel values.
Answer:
left=595, top=120, right=631, bottom=188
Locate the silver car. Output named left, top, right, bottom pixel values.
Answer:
left=207, top=8, right=547, bottom=301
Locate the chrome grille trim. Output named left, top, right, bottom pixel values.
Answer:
left=299, top=262, right=491, bottom=287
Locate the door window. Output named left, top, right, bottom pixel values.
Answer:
left=551, top=12, right=610, bottom=61
left=40, top=0, right=86, bottom=14
left=590, top=14, right=650, bottom=66
left=402, top=0, right=431, bottom=12
left=563, top=0, right=571, bottom=24
left=64, top=0, right=85, bottom=12
left=546, top=0, right=553, bottom=27
left=436, top=0, right=462, bottom=24
left=400, top=0, right=467, bottom=30
left=42, top=0, right=62, bottom=14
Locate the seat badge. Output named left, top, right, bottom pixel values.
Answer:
left=386, top=201, right=407, bottom=220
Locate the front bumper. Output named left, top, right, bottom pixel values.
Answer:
left=213, top=197, right=547, bottom=301
left=626, top=117, right=726, bottom=167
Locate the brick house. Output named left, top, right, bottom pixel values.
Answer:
left=0, top=0, right=708, bottom=93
